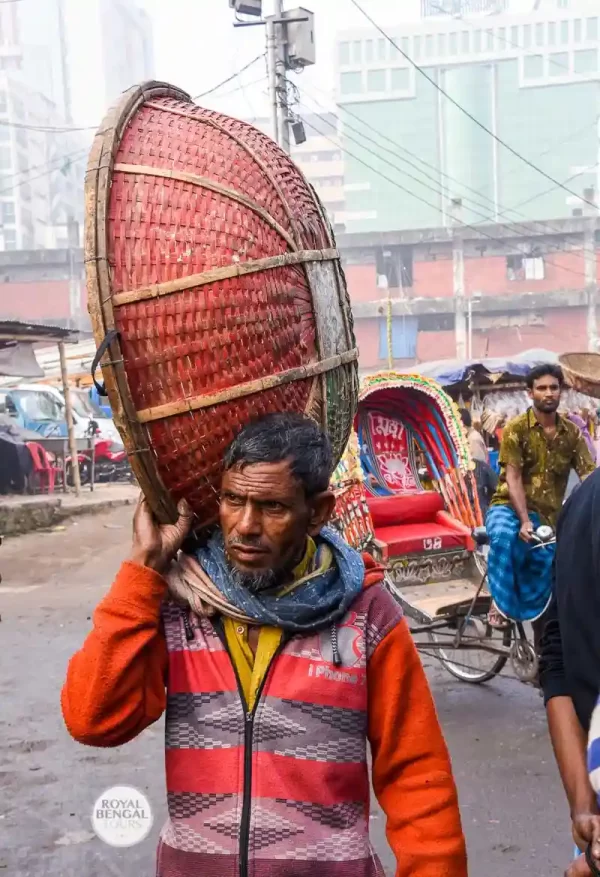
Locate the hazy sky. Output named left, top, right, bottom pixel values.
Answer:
left=142, top=0, right=421, bottom=121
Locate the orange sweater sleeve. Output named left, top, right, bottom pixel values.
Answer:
left=61, top=561, right=169, bottom=748
left=368, top=618, right=468, bottom=877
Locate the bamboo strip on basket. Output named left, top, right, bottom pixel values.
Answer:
left=135, top=349, right=359, bottom=424
left=112, top=248, right=339, bottom=307
left=113, top=163, right=298, bottom=252
left=145, top=100, right=302, bottom=249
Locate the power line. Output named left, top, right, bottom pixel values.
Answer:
left=0, top=148, right=88, bottom=196
left=297, top=83, right=600, bottom=260
left=209, top=74, right=267, bottom=101
left=300, top=113, right=591, bottom=283
left=348, top=0, right=597, bottom=211
left=0, top=120, right=96, bottom=133
left=193, top=54, right=265, bottom=100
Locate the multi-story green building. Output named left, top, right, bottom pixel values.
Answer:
left=335, top=0, right=600, bottom=233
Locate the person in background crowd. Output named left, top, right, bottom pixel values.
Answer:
left=540, top=467, right=600, bottom=876
left=460, top=407, right=489, bottom=464
left=61, top=413, right=467, bottom=877
left=568, top=412, right=597, bottom=465
left=460, top=409, right=497, bottom=516
left=486, top=364, right=594, bottom=631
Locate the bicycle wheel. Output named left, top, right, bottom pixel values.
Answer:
left=427, top=616, right=510, bottom=684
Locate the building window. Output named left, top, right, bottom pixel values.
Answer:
left=365, top=39, right=374, bottom=62
left=340, top=71, right=362, bottom=94
left=3, top=229, right=16, bottom=250
left=378, top=38, right=386, bottom=61
left=510, top=25, right=519, bottom=47
left=437, top=33, right=446, bottom=54
left=0, top=126, right=9, bottom=142
left=574, top=48, right=597, bottom=74
left=485, top=29, right=494, bottom=51
left=352, top=40, right=362, bottom=63
left=497, top=27, right=506, bottom=49
left=2, top=201, right=14, bottom=223
left=558, top=0, right=568, bottom=6
left=379, top=316, right=418, bottom=361
left=449, top=32, right=458, bottom=54
left=560, top=21, right=569, bottom=44
left=425, top=34, right=434, bottom=57
left=524, top=54, right=544, bottom=78
left=523, top=24, right=532, bottom=48
left=549, top=51, right=569, bottom=74
left=413, top=35, right=421, bottom=58
left=506, top=255, right=545, bottom=281
left=535, top=22, right=544, bottom=46
left=401, top=37, right=409, bottom=57
left=391, top=67, right=409, bottom=90
left=376, top=245, right=413, bottom=289
left=461, top=30, right=470, bottom=53
left=16, top=127, right=26, bottom=149
left=574, top=19, right=582, bottom=42
left=0, top=93, right=7, bottom=114
left=367, top=69, right=386, bottom=91
left=0, top=146, right=11, bottom=170
left=474, top=29, right=481, bottom=52
left=339, top=42, right=350, bottom=64
left=587, top=17, right=598, bottom=41
left=548, top=21, right=556, bottom=45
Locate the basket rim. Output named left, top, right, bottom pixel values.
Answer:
left=85, top=81, right=191, bottom=524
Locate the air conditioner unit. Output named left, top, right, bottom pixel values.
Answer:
left=229, top=0, right=262, bottom=16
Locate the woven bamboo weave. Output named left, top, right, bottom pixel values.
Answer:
left=85, top=81, right=358, bottom=525
left=559, top=352, right=600, bottom=399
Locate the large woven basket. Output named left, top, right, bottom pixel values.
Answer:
left=559, top=352, right=600, bottom=399
left=85, top=81, right=358, bottom=525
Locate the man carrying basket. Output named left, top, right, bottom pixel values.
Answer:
left=62, top=413, right=467, bottom=877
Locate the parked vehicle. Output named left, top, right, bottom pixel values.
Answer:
left=0, top=385, right=121, bottom=445
left=66, top=424, right=132, bottom=486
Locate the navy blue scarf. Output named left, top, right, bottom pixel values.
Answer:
left=193, top=526, right=365, bottom=633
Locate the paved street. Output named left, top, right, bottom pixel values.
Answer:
left=0, top=507, right=571, bottom=876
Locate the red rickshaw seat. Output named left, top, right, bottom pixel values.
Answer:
left=366, top=492, right=473, bottom=559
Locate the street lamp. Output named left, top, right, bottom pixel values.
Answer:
left=468, top=290, right=482, bottom=360
left=229, top=0, right=263, bottom=15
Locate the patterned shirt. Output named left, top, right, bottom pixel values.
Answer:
left=491, top=408, right=595, bottom=526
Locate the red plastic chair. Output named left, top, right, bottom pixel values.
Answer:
left=25, top=442, right=61, bottom=494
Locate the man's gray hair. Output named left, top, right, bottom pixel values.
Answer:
left=223, top=412, right=333, bottom=496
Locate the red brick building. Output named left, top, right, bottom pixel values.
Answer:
left=339, top=217, right=596, bottom=370
left=0, top=217, right=596, bottom=371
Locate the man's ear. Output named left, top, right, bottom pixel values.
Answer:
left=307, top=490, right=336, bottom=536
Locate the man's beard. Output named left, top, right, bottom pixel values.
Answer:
left=226, top=562, right=284, bottom=594
left=535, top=400, right=560, bottom=413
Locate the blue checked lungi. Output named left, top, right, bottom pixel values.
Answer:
left=485, top=504, right=555, bottom=622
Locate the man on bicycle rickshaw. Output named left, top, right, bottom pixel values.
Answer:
left=485, top=364, right=594, bottom=638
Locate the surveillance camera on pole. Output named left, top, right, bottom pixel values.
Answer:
left=229, top=0, right=262, bottom=16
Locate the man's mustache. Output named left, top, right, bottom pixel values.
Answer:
left=227, top=535, right=267, bottom=551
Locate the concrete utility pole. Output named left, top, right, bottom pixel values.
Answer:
left=231, top=2, right=315, bottom=153
left=583, top=186, right=598, bottom=352
left=59, top=341, right=81, bottom=496
left=272, top=0, right=290, bottom=153
left=266, top=14, right=279, bottom=145
left=451, top=198, right=467, bottom=361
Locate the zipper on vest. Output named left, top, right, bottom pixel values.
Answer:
left=213, top=619, right=288, bottom=877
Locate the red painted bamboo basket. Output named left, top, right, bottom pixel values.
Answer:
left=85, top=81, right=358, bottom=525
